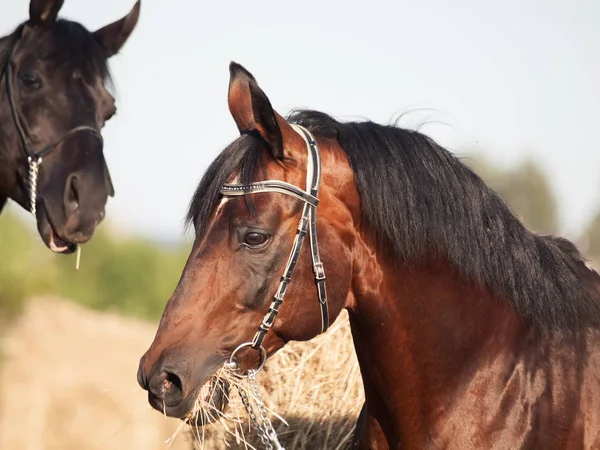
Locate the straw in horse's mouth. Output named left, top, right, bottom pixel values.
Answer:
left=186, top=374, right=231, bottom=427
left=166, top=376, right=230, bottom=448
left=180, top=368, right=260, bottom=449
left=165, top=366, right=287, bottom=449
left=199, top=381, right=213, bottom=404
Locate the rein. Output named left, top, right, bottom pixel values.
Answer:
left=219, top=124, right=329, bottom=449
left=2, top=26, right=103, bottom=215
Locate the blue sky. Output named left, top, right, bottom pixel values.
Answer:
left=2, top=0, right=599, bottom=242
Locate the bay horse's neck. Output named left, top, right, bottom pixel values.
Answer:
left=349, top=252, right=534, bottom=445
left=0, top=31, right=25, bottom=212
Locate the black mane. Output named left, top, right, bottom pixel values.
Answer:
left=188, top=110, right=600, bottom=330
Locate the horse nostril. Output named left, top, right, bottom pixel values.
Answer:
left=64, top=174, right=80, bottom=212
left=163, top=371, right=184, bottom=398
left=147, top=370, right=185, bottom=406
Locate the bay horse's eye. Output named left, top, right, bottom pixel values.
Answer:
left=243, top=231, right=269, bottom=248
left=19, top=72, right=41, bottom=90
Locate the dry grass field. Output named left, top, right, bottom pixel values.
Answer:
left=0, top=298, right=363, bottom=450
left=0, top=298, right=191, bottom=450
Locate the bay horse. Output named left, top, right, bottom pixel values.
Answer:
left=138, top=62, right=600, bottom=449
left=0, top=0, right=140, bottom=253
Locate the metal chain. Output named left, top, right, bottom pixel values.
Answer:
left=237, top=383, right=272, bottom=449
left=27, top=156, right=41, bottom=215
left=247, top=370, right=284, bottom=449
left=235, top=369, right=285, bottom=450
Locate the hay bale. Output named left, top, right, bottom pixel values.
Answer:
left=191, top=311, right=364, bottom=449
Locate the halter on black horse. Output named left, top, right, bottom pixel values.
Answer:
left=2, top=25, right=104, bottom=215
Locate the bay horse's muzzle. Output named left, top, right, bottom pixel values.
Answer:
left=137, top=354, right=190, bottom=417
left=137, top=351, right=230, bottom=422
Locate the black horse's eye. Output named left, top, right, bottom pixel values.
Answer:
left=243, top=231, right=269, bottom=248
left=19, top=72, right=41, bottom=90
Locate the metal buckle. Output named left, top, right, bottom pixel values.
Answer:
left=314, top=262, right=326, bottom=281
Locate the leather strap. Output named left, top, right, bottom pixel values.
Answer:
left=220, top=124, right=329, bottom=349
left=221, top=180, right=319, bottom=207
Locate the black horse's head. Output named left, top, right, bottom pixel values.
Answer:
left=0, top=0, right=140, bottom=253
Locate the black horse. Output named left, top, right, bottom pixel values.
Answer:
left=0, top=0, right=140, bottom=253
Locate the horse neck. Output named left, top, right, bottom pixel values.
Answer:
left=0, top=30, right=25, bottom=208
left=348, top=249, right=532, bottom=440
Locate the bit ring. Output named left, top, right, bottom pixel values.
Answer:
left=225, top=342, right=267, bottom=377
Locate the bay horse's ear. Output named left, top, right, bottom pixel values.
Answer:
left=29, top=0, right=64, bottom=26
left=93, top=1, right=141, bottom=58
left=228, top=62, right=303, bottom=160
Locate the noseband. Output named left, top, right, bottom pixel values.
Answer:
left=220, top=125, right=329, bottom=368
left=2, top=26, right=103, bottom=215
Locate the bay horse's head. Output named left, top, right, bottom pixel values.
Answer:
left=0, top=0, right=140, bottom=253
left=138, top=63, right=358, bottom=421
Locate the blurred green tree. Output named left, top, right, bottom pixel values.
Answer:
left=52, top=230, right=190, bottom=320
left=0, top=212, right=56, bottom=324
left=465, top=155, right=558, bottom=235
left=582, top=211, right=600, bottom=260
left=0, top=209, right=190, bottom=325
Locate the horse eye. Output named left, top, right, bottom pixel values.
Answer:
left=19, top=72, right=41, bottom=90
left=243, top=231, right=269, bottom=248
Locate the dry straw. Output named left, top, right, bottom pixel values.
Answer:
left=185, top=310, right=364, bottom=449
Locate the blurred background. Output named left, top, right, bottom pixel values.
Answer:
left=0, top=0, right=598, bottom=449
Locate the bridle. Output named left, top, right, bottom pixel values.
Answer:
left=220, top=124, right=329, bottom=373
left=2, top=26, right=103, bottom=215
left=219, top=124, right=328, bottom=448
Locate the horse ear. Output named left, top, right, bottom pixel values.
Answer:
left=228, top=63, right=307, bottom=161
left=228, top=62, right=286, bottom=158
left=29, top=0, right=64, bottom=26
left=93, top=1, right=140, bottom=58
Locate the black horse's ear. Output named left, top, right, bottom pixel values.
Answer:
left=29, top=0, right=64, bottom=26
left=93, top=1, right=140, bottom=58
left=228, top=62, right=284, bottom=159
